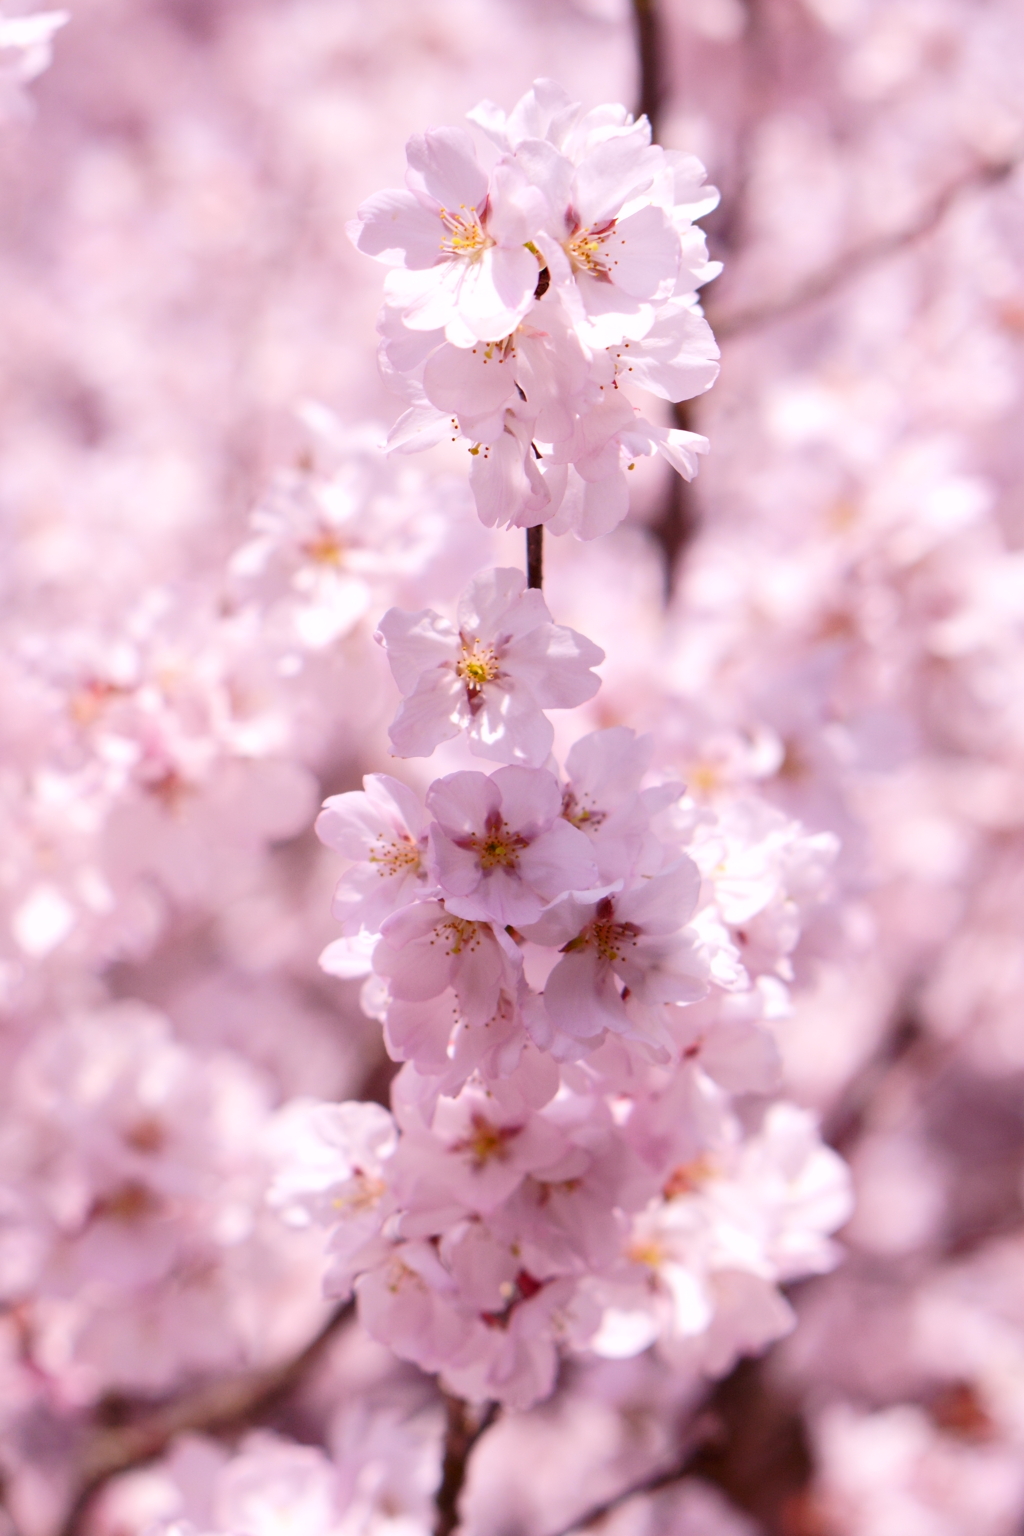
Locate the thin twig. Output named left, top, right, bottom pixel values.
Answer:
left=713, top=151, right=1021, bottom=340
left=630, top=0, right=704, bottom=595
left=822, top=1007, right=924, bottom=1154
left=433, top=1395, right=500, bottom=1536
left=545, top=1413, right=720, bottom=1536
left=60, top=1301, right=354, bottom=1536
left=526, top=525, right=544, bottom=590
left=648, top=399, right=702, bottom=599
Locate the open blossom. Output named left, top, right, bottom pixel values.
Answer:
left=385, top=287, right=716, bottom=539
left=426, top=765, right=599, bottom=927
left=98, top=1420, right=442, bottom=1536
left=376, top=567, right=604, bottom=765
left=588, top=1103, right=852, bottom=1376
left=523, top=859, right=707, bottom=1043
left=468, top=79, right=721, bottom=345
left=13, top=6, right=1024, bottom=1522
left=315, top=774, right=431, bottom=939
left=356, top=79, right=721, bottom=538
left=0, top=1003, right=329, bottom=1405
left=266, top=1099, right=397, bottom=1298
left=373, top=899, right=520, bottom=1028
left=348, top=126, right=543, bottom=344
left=559, top=726, right=680, bottom=882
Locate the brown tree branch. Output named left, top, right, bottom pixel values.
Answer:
left=60, top=1301, right=354, bottom=1536
left=544, top=1412, right=722, bottom=1536
left=630, top=0, right=705, bottom=594
left=432, top=1395, right=499, bottom=1536
left=526, top=525, right=544, bottom=590
left=713, top=150, right=1021, bottom=341
left=631, top=0, right=667, bottom=142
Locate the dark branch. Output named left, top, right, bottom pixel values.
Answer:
left=630, top=0, right=704, bottom=595
left=433, top=1395, right=499, bottom=1536
left=822, top=1006, right=924, bottom=1154
left=648, top=399, right=702, bottom=599
left=526, top=525, right=543, bottom=590
left=630, top=0, right=666, bottom=141
left=713, top=150, right=1021, bottom=341
left=545, top=1412, right=721, bottom=1536
left=60, top=1302, right=354, bottom=1536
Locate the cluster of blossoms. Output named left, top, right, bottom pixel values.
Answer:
left=0, top=411, right=491, bottom=1001
left=351, top=79, right=720, bottom=538
left=260, top=82, right=852, bottom=1414
left=0, top=1003, right=332, bottom=1404
left=3, top=5, right=1024, bottom=1535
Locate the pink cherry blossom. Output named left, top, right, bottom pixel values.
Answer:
left=376, top=567, right=604, bottom=764
left=12, top=18, right=1024, bottom=1527
left=426, top=765, right=600, bottom=927
left=316, top=774, right=432, bottom=937
left=525, top=860, right=707, bottom=1044
left=373, top=898, right=520, bottom=1027
left=349, top=127, right=542, bottom=344
left=560, top=726, right=679, bottom=882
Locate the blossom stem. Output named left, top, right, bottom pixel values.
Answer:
left=526, top=526, right=543, bottom=590
left=434, top=1394, right=499, bottom=1536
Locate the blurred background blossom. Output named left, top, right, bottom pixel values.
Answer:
left=1, top=1, right=1023, bottom=1534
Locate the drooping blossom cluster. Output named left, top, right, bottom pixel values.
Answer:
left=351, top=79, right=720, bottom=537
left=2, top=4, right=1024, bottom=1535
left=260, top=81, right=854, bottom=1415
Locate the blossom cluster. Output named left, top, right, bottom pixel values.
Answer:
left=2, top=6, right=1024, bottom=1536
left=259, top=82, right=854, bottom=1413
left=352, top=79, right=720, bottom=537
left=287, top=721, right=850, bottom=1407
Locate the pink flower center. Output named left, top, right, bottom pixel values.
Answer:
left=435, top=916, right=483, bottom=955
left=122, top=1116, right=166, bottom=1154
left=451, top=1111, right=523, bottom=1169
left=561, top=787, right=607, bottom=831
left=562, top=896, right=640, bottom=963
left=90, top=1180, right=162, bottom=1225
left=662, top=1155, right=717, bottom=1199
left=335, top=1168, right=387, bottom=1214
left=468, top=816, right=527, bottom=871
left=301, top=528, right=345, bottom=566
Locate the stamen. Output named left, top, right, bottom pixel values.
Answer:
left=438, top=205, right=493, bottom=260
left=368, top=834, right=422, bottom=878
left=456, top=638, right=501, bottom=697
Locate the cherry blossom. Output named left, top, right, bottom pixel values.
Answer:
left=426, top=765, right=600, bottom=927
left=523, top=860, right=708, bottom=1044
left=349, top=127, right=543, bottom=344
left=376, top=567, right=604, bottom=765
left=355, top=79, right=722, bottom=538
left=372, top=899, right=520, bottom=1028
left=316, top=774, right=432, bottom=940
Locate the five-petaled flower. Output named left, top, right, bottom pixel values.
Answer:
left=376, top=567, right=604, bottom=765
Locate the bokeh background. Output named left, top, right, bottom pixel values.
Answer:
left=2, top=1, right=1024, bottom=1534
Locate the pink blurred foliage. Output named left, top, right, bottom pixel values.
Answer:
left=0, top=1, right=1023, bottom=1535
